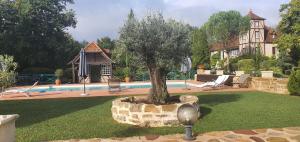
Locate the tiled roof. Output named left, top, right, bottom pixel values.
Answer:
left=264, top=26, right=277, bottom=43
left=84, top=42, right=111, bottom=56
left=210, top=36, right=239, bottom=51
left=247, top=10, right=265, bottom=20
left=68, top=42, right=112, bottom=64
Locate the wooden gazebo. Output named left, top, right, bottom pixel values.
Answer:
left=68, top=42, right=113, bottom=83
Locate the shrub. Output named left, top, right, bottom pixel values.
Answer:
left=0, top=55, right=18, bottom=89
left=112, top=67, right=125, bottom=79
left=261, top=59, right=277, bottom=70
left=210, top=52, right=220, bottom=68
left=0, top=71, right=17, bottom=89
left=288, top=70, right=300, bottom=96
left=135, top=68, right=149, bottom=81
left=123, top=67, right=130, bottom=77
left=237, top=59, right=255, bottom=74
left=55, top=69, right=64, bottom=80
left=63, top=68, right=73, bottom=83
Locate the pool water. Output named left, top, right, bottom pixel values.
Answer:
left=24, top=83, right=190, bottom=93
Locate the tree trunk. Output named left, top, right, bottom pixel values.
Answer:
left=148, top=66, right=169, bottom=104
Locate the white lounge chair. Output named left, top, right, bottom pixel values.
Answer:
left=1, top=81, right=39, bottom=97
left=195, top=75, right=229, bottom=88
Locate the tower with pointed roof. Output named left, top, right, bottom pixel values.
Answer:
left=210, top=10, right=278, bottom=60
left=239, top=10, right=277, bottom=56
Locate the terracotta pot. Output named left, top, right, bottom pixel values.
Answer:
left=125, top=77, right=131, bottom=83
left=55, top=79, right=61, bottom=85
left=198, top=64, right=205, bottom=69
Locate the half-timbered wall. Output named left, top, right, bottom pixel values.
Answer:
left=239, top=19, right=265, bottom=55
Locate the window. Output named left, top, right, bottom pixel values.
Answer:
left=272, top=47, right=276, bottom=55
left=272, top=33, right=276, bottom=39
left=100, top=64, right=111, bottom=75
left=254, top=21, right=259, bottom=27
left=255, top=31, right=260, bottom=40
left=242, top=35, right=246, bottom=42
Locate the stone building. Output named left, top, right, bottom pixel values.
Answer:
left=210, top=10, right=278, bottom=59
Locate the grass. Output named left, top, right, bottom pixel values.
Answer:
left=1, top=91, right=300, bottom=142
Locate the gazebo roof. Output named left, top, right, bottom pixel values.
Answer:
left=68, top=42, right=113, bottom=65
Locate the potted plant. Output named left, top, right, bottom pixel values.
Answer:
left=123, top=67, right=130, bottom=82
left=55, top=69, right=64, bottom=85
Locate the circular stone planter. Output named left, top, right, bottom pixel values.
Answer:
left=111, top=95, right=200, bottom=127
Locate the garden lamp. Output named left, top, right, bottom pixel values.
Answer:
left=177, top=104, right=198, bottom=141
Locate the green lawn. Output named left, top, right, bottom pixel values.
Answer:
left=1, top=92, right=300, bottom=142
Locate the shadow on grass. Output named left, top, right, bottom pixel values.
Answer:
left=0, top=96, right=116, bottom=128
left=199, top=106, right=212, bottom=119
left=198, top=93, right=242, bottom=106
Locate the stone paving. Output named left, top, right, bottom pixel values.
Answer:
left=52, top=127, right=300, bottom=142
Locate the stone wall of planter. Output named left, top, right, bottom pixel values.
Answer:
left=111, top=95, right=199, bottom=127
left=251, top=77, right=289, bottom=94
left=0, top=114, right=19, bottom=142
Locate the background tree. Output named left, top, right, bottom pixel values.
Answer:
left=191, top=25, right=209, bottom=68
left=276, top=0, right=300, bottom=69
left=97, top=37, right=115, bottom=50
left=0, top=0, right=80, bottom=71
left=119, top=11, right=191, bottom=103
left=112, top=9, right=137, bottom=79
left=206, top=10, right=250, bottom=71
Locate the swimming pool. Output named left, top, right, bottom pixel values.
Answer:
left=20, top=82, right=191, bottom=93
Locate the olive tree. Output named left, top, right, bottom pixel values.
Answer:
left=119, top=11, right=190, bottom=103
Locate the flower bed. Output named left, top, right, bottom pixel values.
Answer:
left=111, top=95, right=199, bottom=127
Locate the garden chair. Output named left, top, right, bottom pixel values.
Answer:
left=108, top=78, right=121, bottom=92
left=232, top=74, right=250, bottom=88
left=195, top=75, right=229, bottom=88
left=1, top=81, right=39, bottom=97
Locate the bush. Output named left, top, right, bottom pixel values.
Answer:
left=237, top=59, right=255, bottom=74
left=0, top=55, right=18, bottom=89
left=210, top=52, right=220, bottom=68
left=123, top=67, right=130, bottom=77
left=63, top=68, right=73, bottom=83
left=135, top=68, right=149, bottom=81
left=113, top=67, right=125, bottom=79
left=288, top=70, right=300, bottom=96
left=55, top=69, right=64, bottom=79
left=261, top=59, right=277, bottom=70
left=0, top=71, right=17, bottom=89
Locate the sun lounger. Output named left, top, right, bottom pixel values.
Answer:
left=195, top=75, right=229, bottom=88
left=233, top=74, right=250, bottom=88
left=1, top=81, right=39, bottom=97
left=108, top=79, right=121, bottom=92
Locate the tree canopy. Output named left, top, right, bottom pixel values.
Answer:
left=191, top=25, right=209, bottom=68
left=206, top=10, right=250, bottom=46
left=0, top=0, right=82, bottom=71
left=119, top=11, right=191, bottom=103
left=97, top=37, right=115, bottom=50
left=276, top=0, right=300, bottom=67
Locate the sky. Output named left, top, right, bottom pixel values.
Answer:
left=66, top=0, right=290, bottom=41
